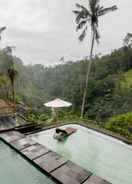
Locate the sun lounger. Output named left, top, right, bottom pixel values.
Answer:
left=54, top=127, right=77, bottom=141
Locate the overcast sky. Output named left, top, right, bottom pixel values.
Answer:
left=0, top=0, right=131, bottom=66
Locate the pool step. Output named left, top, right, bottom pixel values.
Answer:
left=51, top=160, right=92, bottom=184
left=0, top=130, right=111, bottom=184
left=83, top=175, right=111, bottom=184
left=34, top=151, right=67, bottom=173
left=21, top=143, right=50, bottom=160
left=10, top=137, right=36, bottom=150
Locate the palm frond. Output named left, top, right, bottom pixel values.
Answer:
left=73, top=3, right=91, bottom=24
left=0, top=26, right=6, bottom=34
left=0, top=26, right=6, bottom=40
left=79, top=26, right=87, bottom=42
left=89, top=0, right=100, bottom=12
left=98, top=5, right=117, bottom=16
left=76, top=20, right=87, bottom=31
left=75, top=3, right=91, bottom=16
left=74, top=11, right=84, bottom=23
left=74, top=11, right=90, bottom=24
left=73, top=10, right=81, bottom=15
left=95, top=4, right=100, bottom=12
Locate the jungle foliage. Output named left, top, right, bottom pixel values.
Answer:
left=1, top=44, right=132, bottom=137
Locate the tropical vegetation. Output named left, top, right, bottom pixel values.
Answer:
left=1, top=34, right=132, bottom=138
left=73, top=0, right=117, bottom=117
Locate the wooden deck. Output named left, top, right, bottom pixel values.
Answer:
left=0, top=130, right=111, bottom=184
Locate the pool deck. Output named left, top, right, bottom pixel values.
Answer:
left=0, top=130, right=111, bottom=184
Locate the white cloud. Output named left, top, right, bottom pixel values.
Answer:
left=0, top=0, right=131, bottom=66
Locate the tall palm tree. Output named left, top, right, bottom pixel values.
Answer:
left=4, top=46, right=18, bottom=104
left=8, top=66, right=17, bottom=104
left=73, top=0, right=117, bottom=118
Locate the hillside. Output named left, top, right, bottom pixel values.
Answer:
left=1, top=46, right=132, bottom=123
left=121, top=69, right=132, bottom=88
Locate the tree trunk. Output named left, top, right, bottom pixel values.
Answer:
left=11, top=79, right=15, bottom=105
left=81, top=31, right=95, bottom=118
left=12, top=83, right=15, bottom=104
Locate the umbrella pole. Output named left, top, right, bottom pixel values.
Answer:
left=52, top=107, right=58, bottom=123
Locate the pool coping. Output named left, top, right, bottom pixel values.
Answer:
left=1, top=120, right=132, bottom=146
left=0, top=130, right=111, bottom=184
left=25, top=122, right=132, bottom=146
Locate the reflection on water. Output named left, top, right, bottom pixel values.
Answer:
left=55, top=140, right=72, bottom=159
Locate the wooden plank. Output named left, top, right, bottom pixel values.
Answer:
left=34, top=151, right=67, bottom=172
left=51, top=161, right=92, bottom=184
left=84, top=175, right=111, bottom=184
left=21, top=143, right=50, bottom=160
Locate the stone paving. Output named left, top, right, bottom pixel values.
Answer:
left=51, top=160, right=92, bottom=184
left=10, top=137, right=36, bottom=150
left=0, top=131, right=24, bottom=142
left=83, top=175, right=111, bottom=184
left=21, top=143, right=50, bottom=160
left=34, top=151, right=67, bottom=172
left=0, top=130, right=111, bottom=184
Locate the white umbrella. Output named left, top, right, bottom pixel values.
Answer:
left=44, top=98, right=72, bottom=122
left=44, top=98, right=72, bottom=108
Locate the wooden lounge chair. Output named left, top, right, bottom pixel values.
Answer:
left=54, top=127, right=77, bottom=141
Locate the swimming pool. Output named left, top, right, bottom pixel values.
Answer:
left=29, top=124, right=132, bottom=184
left=0, top=140, right=56, bottom=184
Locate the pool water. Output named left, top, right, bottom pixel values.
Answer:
left=0, top=140, right=56, bottom=184
left=29, top=124, right=132, bottom=184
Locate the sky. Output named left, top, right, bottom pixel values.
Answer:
left=0, top=0, right=131, bottom=66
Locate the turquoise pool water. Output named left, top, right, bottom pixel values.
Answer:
left=0, top=140, right=56, bottom=184
left=29, top=124, right=132, bottom=184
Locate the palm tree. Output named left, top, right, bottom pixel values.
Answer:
left=73, top=0, right=117, bottom=118
left=0, top=26, right=6, bottom=40
left=4, top=46, right=18, bottom=104
left=8, top=66, right=17, bottom=104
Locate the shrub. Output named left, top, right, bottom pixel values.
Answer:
left=105, top=112, right=132, bottom=137
left=39, top=114, right=49, bottom=121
